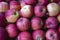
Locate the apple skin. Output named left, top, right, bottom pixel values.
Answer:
left=21, top=0, right=36, bottom=5
left=0, top=13, right=5, bottom=27
left=10, top=1, right=20, bottom=11
left=5, top=9, right=19, bottom=23
left=57, top=14, right=60, bottom=22
left=16, top=17, right=30, bottom=31
left=0, top=2, right=8, bottom=12
left=17, top=32, right=31, bottom=40
left=20, top=5, right=33, bottom=18
left=47, top=3, right=60, bottom=16
left=31, top=17, right=43, bottom=30
left=38, top=0, right=48, bottom=6
left=45, top=17, right=58, bottom=29
left=0, top=27, right=8, bottom=40
left=46, top=29, right=59, bottom=40
left=6, top=24, right=18, bottom=38
left=20, top=0, right=27, bottom=8
left=33, top=30, right=45, bottom=40
left=34, top=4, right=46, bottom=17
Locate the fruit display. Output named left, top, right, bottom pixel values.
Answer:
left=0, top=0, right=60, bottom=40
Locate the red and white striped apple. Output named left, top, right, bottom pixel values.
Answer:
left=46, top=29, right=59, bottom=40
left=5, top=9, right=19, bottom=23
left=0, top=2, right=8, bottom=12
left=6, top=24, right=18, bottom=38
left=47, top=3, right=60, bottom=16
left=10, top=1, right=20, bottom=11
left=16, top=17, right=30, bottom=31
left=33, top=30, right=45, bottom=40
left=20, top=5, right=33, bottom=18
left=17, top=32, right=31, bottom=40
left=31, top=17, right=43, bottom=30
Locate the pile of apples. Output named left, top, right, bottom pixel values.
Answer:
left=0, top=0, right=60, bottom=40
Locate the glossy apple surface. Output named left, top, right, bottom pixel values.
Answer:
left=33, top=30, right=45, bottom=40
left=6, top=24, right=18, bottom=38
left=31, top=17, right=43, bottom=30
left=16, top=17, right=30, bottom=31
left=47, top=3, right=60, bottom=16
left=46, top=29, right=59, bottom=40
left=45, top=17, right=58, bottom=28
left=17, top=32, right=31, bottom=40
left=5, top=9, right=19, bottom=23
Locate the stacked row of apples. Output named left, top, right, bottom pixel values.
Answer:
left=0, top=0, right=60, bottom=40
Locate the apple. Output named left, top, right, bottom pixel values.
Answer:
left=6, top=24, right=18, bottom=38
left=34, top=4, right=46, bottom=17
left=38, top=0, right=48, bottom=6
left=5, top=9, right=19, bottom=23
left=20, top=0, right=27, bottom=8
left=49, top=0, right=59, bottom=3
left=58, top=27, right=60, bottom=32
left=33, top=30, right=45, bottom=40
left=45, top=17, right=58, bottom=28
left=10, top=1, right=20, bottom=11
left=46, top=29, right=59, bottom=40
left=21, top=0, right=36, bottom=5
left=20, top=5, right=33, bottom=18
left=47, top=3, right=60, bottom=16
left=57, top=14, right=60, bottom=22
left=0, top=13, right=5, bottom=27
left=0, top=2, right=8, bottom=12
left=0, top=27, right=8, bottom=40
left=31, top=17, right=43, bottom=30
left=16, top=17, right=30, bottom=31
left=17, top=32, right=31, bottom=40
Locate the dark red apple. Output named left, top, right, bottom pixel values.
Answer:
left=10, top=1, right=20, bottom=11
left=17, top=32, right=31, bottom=40
left=38, top=0, right=48, bottom=5
left=0, top=27, right=8, bottom=40
left=21, top=0, right=36, bottom=5
left=34, top=4, right=46, bottom=17
left=46, top=29, right=59, bottom=40
left=20, top=5, right=33, bottom=18
left=57, top=14, right=60, bottom=22
left=0, top=13, right=5, bottom=27
left=0, top=2, right=8, bottom=12
left=33, top=30, right=45, bottom=40
left=6, top=24, right=18, bottom=38
left=45, top=17, right=58, bottom=28
left=31, top=17, right=43, bottom=30
left=5, top=9, right=19, bottom=23
left=16, top=17, right=30, bottom=31
left=47, top=3, right=60, bottom=16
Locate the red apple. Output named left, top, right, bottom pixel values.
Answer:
left=57, top=14, right=60, bottom=22
left=17, top=32, right=31, bottom=40
left=45, top=17, right=58, bottom=28
left=20, top=0, right=27, bottom=8
left=10, top=1, right=20, bottom=11
left=31, top=17, right=43, bottom=30
left=21, top=0, right=36, bottom=5
left=0, top=2, right=8, bottom=12
left=0, top=13, right=5, bottom=27
left=33, top=30, right=45, bottom=40
left=6, top=24, right=18, bottom=38
left=0, top=27, right=8, bottom=40
left=5, top=9, right=19, bottom=23
left=46, top=29, right=59, bottom=40
left=20, top=5, right=33, bottom=18
left=47, top=3, right=60, bottom=16
left=34, top=4, right=46, bottom=17
left=16, top=17, right=30, bottom=31
left=38, top=0, right=48, bottom=6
